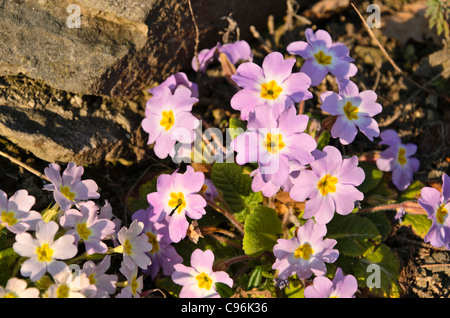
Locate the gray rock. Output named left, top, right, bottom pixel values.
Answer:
left=0, top=0, right=286, bottom=98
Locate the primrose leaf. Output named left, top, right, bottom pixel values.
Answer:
left=243, top=205, right=282, bottom=257
left=357, top=162, right=384, bottom=194
left=400, top=213, right=432, bottom=239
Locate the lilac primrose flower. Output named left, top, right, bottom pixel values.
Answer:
left=80, top=255, right=118, bottom=298
left=418, top=174, right=450, bottom=249
left=132, top=207, right=183, bottom=280
left=272, top=219, right=339, bottom=280
left=13, top=220, right=78, bottom=282
left=59, top=201, right=116, bottom=255
left=304, top=267, right=358, bottom=298
left=43, top=162, right=100, bottom=211
left=376, top=129, right=420, bottom=191
left=114, top=219, right=152, bottom=271
left=201, top=179, right=219, bottom=201
left=290, top=146, right=365, bottom=224
left=0, top=278, right=40, bottom=298
left=172, top=249, right=233, bottom=298
left=232, top=105, right=316, bottom=187
left=148, top=72, right=199, bottom=98
left=0, top=189, right=41, bottom=234
left=230, top=51, right=312, bottom=121
left=192, top=40, right=253, bottom=73
left=142, top=85, right=199, bottom=159
left=147, top=166, right=207, bottom=243
left=287, top=28, right=357, bottom=86
left=320, top=79, right=382, bottom=144
left=116, top=263, right=144, bottom=298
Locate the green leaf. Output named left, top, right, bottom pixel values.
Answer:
left=243, top=205, right=282, bottom=256
left=357, top=162, right=384, bottom=194
left=0, top=248, right=20, bottom=286
left=228, top=117, right=247, bottom=139
left=215, top=282, right=235, bottom=298
left=326, top=214, right=382, bottom=257
left=397, top=180, right=425, bottom=202
left=336, top=244, right=401, bottom=298
left=400, top=213, right=432, bottom=239
left=211, top=162, right=263, bottom=223
left=316, top=130, right=330, bottom=151
left=361, top=211, right=392, bottom=242
left=247, top=266, right=263, bottom=289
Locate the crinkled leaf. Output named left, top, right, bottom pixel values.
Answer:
left=326, top=214, right=382, bottom=257
left=400, top=213, right=432, bottom=239
left=0, top=248, right=19, bottom=286
left=361, top=211, right=392, bottom=242
left=228, top=117, right=247, bottom=140
left=397, top=180, right=425, bottom=202
left=316, top=130, right=330, bottom=151
left=243, top=205, right=282, bottom=256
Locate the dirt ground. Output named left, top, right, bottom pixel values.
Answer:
left=0, top=0, right=449, bottom=297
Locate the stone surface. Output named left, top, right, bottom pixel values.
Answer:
left=0, top=0, right=287, bottom=98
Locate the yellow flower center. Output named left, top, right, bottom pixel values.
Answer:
left=264, top=133, right=285, bottom=154
left=260, top=80, right=283, bottom=100
left=397, top=148, right=407, bottom=166
left=160, top=110, right=175, bottom=131
left=131, top=276, right=139, bottom=295
left=1, top=211, right=18, bottom=226
left=146, top=232, right=159, bottom=254
left=317, top=174, right=338, bottom=196
left=195, top=272, right=213, bottom=290
left=314, top=50, right=332, bottom=65
left=56, top=284, right=70, bottom=298
left=3, top=293, right=17, bottom=298
left=88, top=273, right=96, bottom=285
left=343, top=101, right=359, bottom=120
left=123, top=239, right=133, bottom=255
left=168, top=192, right=186, bottom=214
left=36, top=243, right=54, bottom=262
left=60, top=186, right=76, bottom=201
left=76, top=222, right=91, bottom=241
left=436, top=204, right=448, bottom=224
left=294, top=243, right=314, bottom=260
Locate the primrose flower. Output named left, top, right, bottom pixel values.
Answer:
left=0, top=278, right=40, bottom=298
left=272, top=219, right=339, bottom=280
left=132, top=207, right=183, bottom=279
left=289, top=146, right=365, bottom=224
left=287, top=28, right=357, bottom=86
left=192, top=40, right=253, bottom=73
left=376, top=129, right=420, bottom=191
left=0, top=189, right=41, bottom=234
left=320, top=79, right=382, bottom=144
left=46, top=265, right=97, bottom=298
left=116, top=264, right=144, bottom=298
left=230, top=51, right=312, bottom=120
left=201, top=179, right=219, bottom=201
left=59, top=201, right=116, bottom=255
left=99, top=199, right=122, bottom=233
left=13, top=220, right=78, bottom=282
left=113, top=219, right=152, bottom=271
left=147, top=166, right=207, bottom=243
left=232, top=105, right=316, bottom=187
left=172, top=249, right=233, bottom=298
left=418, top=174, right=450, bottom=249
left=43, top=162, right=100, bottom=211
left=142, top=85, right=199, bottom=159
left=148, top=72, right=199, bottom=98
left=79, top=255, right=118, bottom=298
left=304, top=267, right=358, bottom=298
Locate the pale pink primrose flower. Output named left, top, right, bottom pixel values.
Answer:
left=46, top=265, right=96, bottom=298
left=230, top=51, right=312, bottom=121
left=418, top=173, right=450, bottom=249
left=304, top=267, right=358, bottom=298
left=0, top=189, right=41, bottom=234
left=13, top=220, right=78, bottom=282
left=287, top=28, right=357, bottom=86
left=148, top=71, right=199, bottom=98
left=289, top=146, right=365, bottom=224
left=0, top=278, right=40, bottom=298
left=272, top=219, right=339, bottom=280
left=171, top=249, right=233, bottom=298
left=80, top=255, right=118, bottom=298
left=320, top=79, right=382, bottom=145
left=141, top=85, right=199, bottom=159
left=376, top=129, right=420, bottom=191
left=43, top=162, right=100, bottom=211
left=147, top=166, right=207, bottom=243
left=116, top=263, right=144, bottom=298
left=59, top=200, right=116, bottom=255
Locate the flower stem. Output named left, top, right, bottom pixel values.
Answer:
left=357, top=201, right=427, bottom=215
left=206, top=198, right=245, bottom=235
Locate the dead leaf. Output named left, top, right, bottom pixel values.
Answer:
left=186, top=220, right=204, bottom=244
